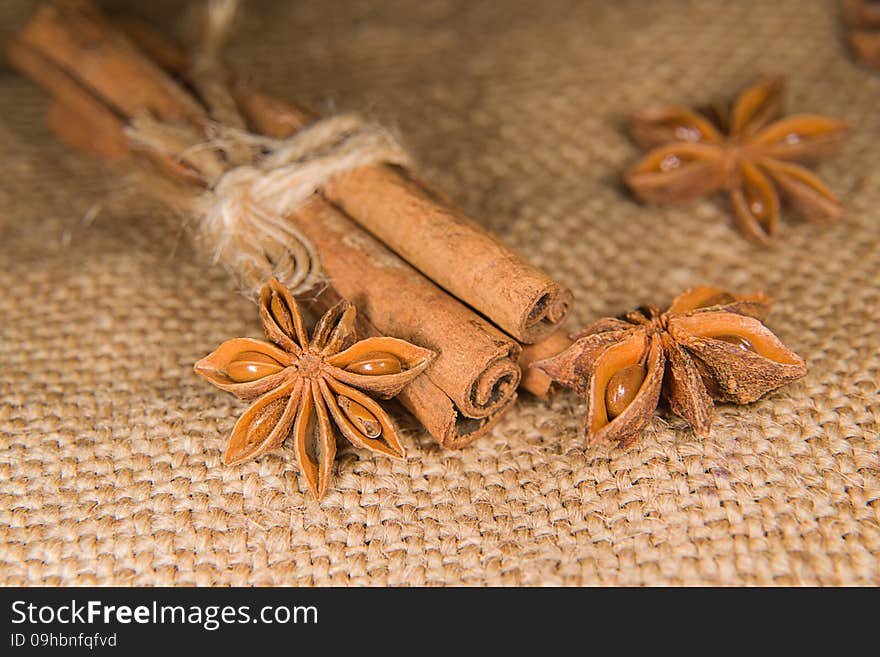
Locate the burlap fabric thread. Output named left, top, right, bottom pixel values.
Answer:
left=0, top=0, right=877, bottom=585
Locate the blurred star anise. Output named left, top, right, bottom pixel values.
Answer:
left=624, top=76, right=849, bottom=243
left=844, top=0, right=880, bottom=69
left=195, top=278, right=436, bottom=499
left=531, top=287, right=807, bottom=448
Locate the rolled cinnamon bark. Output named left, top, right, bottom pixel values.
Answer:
left=400, top=374, right=514, bottom=450
left=239, top=86, right=573, bottom=344
left=108, top=20, right=572, bottom=354
left=294, top=199, right=518, bottom=446
left=5, top=37, right=128, bottom=160
left=325, top=167, right=574, bottom=343
left=289, top=198, right=521, bottom=420
left=8, top=0, right=521, bottom=447
left=109, top=1, right=573, bottom=343
left=222, top=89, right=523, bottom=445
left=16, top=0, right=205, bottom=125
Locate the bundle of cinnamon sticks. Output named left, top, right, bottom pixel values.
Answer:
left=7, top=0, right=573, bottom=448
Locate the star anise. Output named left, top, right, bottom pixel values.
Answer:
left=531, top=287, right=807, bottom=448
left=844, top=0, right=880, bottom=69
left=194, top=278, right=437, bottom=499
left=624, top=76, right=849, bottom=243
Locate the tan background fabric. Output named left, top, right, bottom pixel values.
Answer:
left=1, top=0, right=878, bottom=586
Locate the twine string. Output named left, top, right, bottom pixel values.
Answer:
left=124, top=0, right=411, bottom=299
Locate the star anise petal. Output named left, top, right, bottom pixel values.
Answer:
left=537, top=329, right=664, bottom=447
left=311, top=299, right=358, bottom=355
left=629, top=106, right=722, bottom=150
left=319, top=378, right=406, bottom=459
left=667, top=312, right=807, bottom=403
left=625, top=142, right=727, bottom=204
left=292, top=380, right=337, bottom=500
left=586, top=332, right=665, bottom=447
left=730, top=76, right=785, bottom=137
left=751, top=115, right=849, bottom=164
left=729, top=160, right=780, bottom=243
left=666, top=286, right=772, bottom=321
left=759, top=158, right=845, bottom=224
left=532, top=329, right=638, bottom=392
left=194, top=337, right=293, bottom=400
left=260, top=277, right=309, bottom=353
left=570, top=317, right=636, bottom=339
left=326, top=336, right=437, bottom=398
left=223, top=379, right=300, bottom=466
left=660, top=333, right=713, bottom=436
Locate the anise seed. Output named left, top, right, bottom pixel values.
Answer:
left=337, top=396, right=382, bottom=438
left=605, top=363, right=647, bottom=419
left=713, top=334, right=754, bottom=352
left=226, top=351, right=284, bottom=382
left=344, top=351, right=403, bottom=376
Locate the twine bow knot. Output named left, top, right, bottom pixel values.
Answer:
left=193, top=114, right=411, bottom=297
left=125, top=0, right=411, bottom=298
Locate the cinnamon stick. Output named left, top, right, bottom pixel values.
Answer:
left=293, top=199, right=519, bottom=446
left=111, top=18, right=566, bottom=414
left=9, top=0, right=520, bottom=448
left=16, top=0, right=205, bottom=126
left=518, top=329, right=573, bottom=399
left=112, top=3, right=573, bottom=343
left=316, top=285, right=515, bottom=449
left=244, top=94, right=573, bottom=343
left=6, top=36, right=129, bottom=159
left=324, top=167, right=573, bottom=343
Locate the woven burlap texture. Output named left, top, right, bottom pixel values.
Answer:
left=1, top=0, right=878, bottom=586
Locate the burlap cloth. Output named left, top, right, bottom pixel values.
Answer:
left=1, top=0, right=878, bottom=586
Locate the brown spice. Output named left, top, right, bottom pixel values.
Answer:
left=285, top=197, right=523, bottom=442
left=7, top=0, right=524, bottom=449
left=518, top=329, right=573, bottom=399
left=531, top=287, right=807, bottom=448
left=625, top=76, right=849, bottom=243
left=195, top=278, right=436, bottom=499
left=844, top=0, right=880, bottom=69
left=113, top=3, right=573, bottom=343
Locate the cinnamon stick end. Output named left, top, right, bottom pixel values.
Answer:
left=518, top=329, right=574, bottom=399
left=519, top=286, right=574, bottom=344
